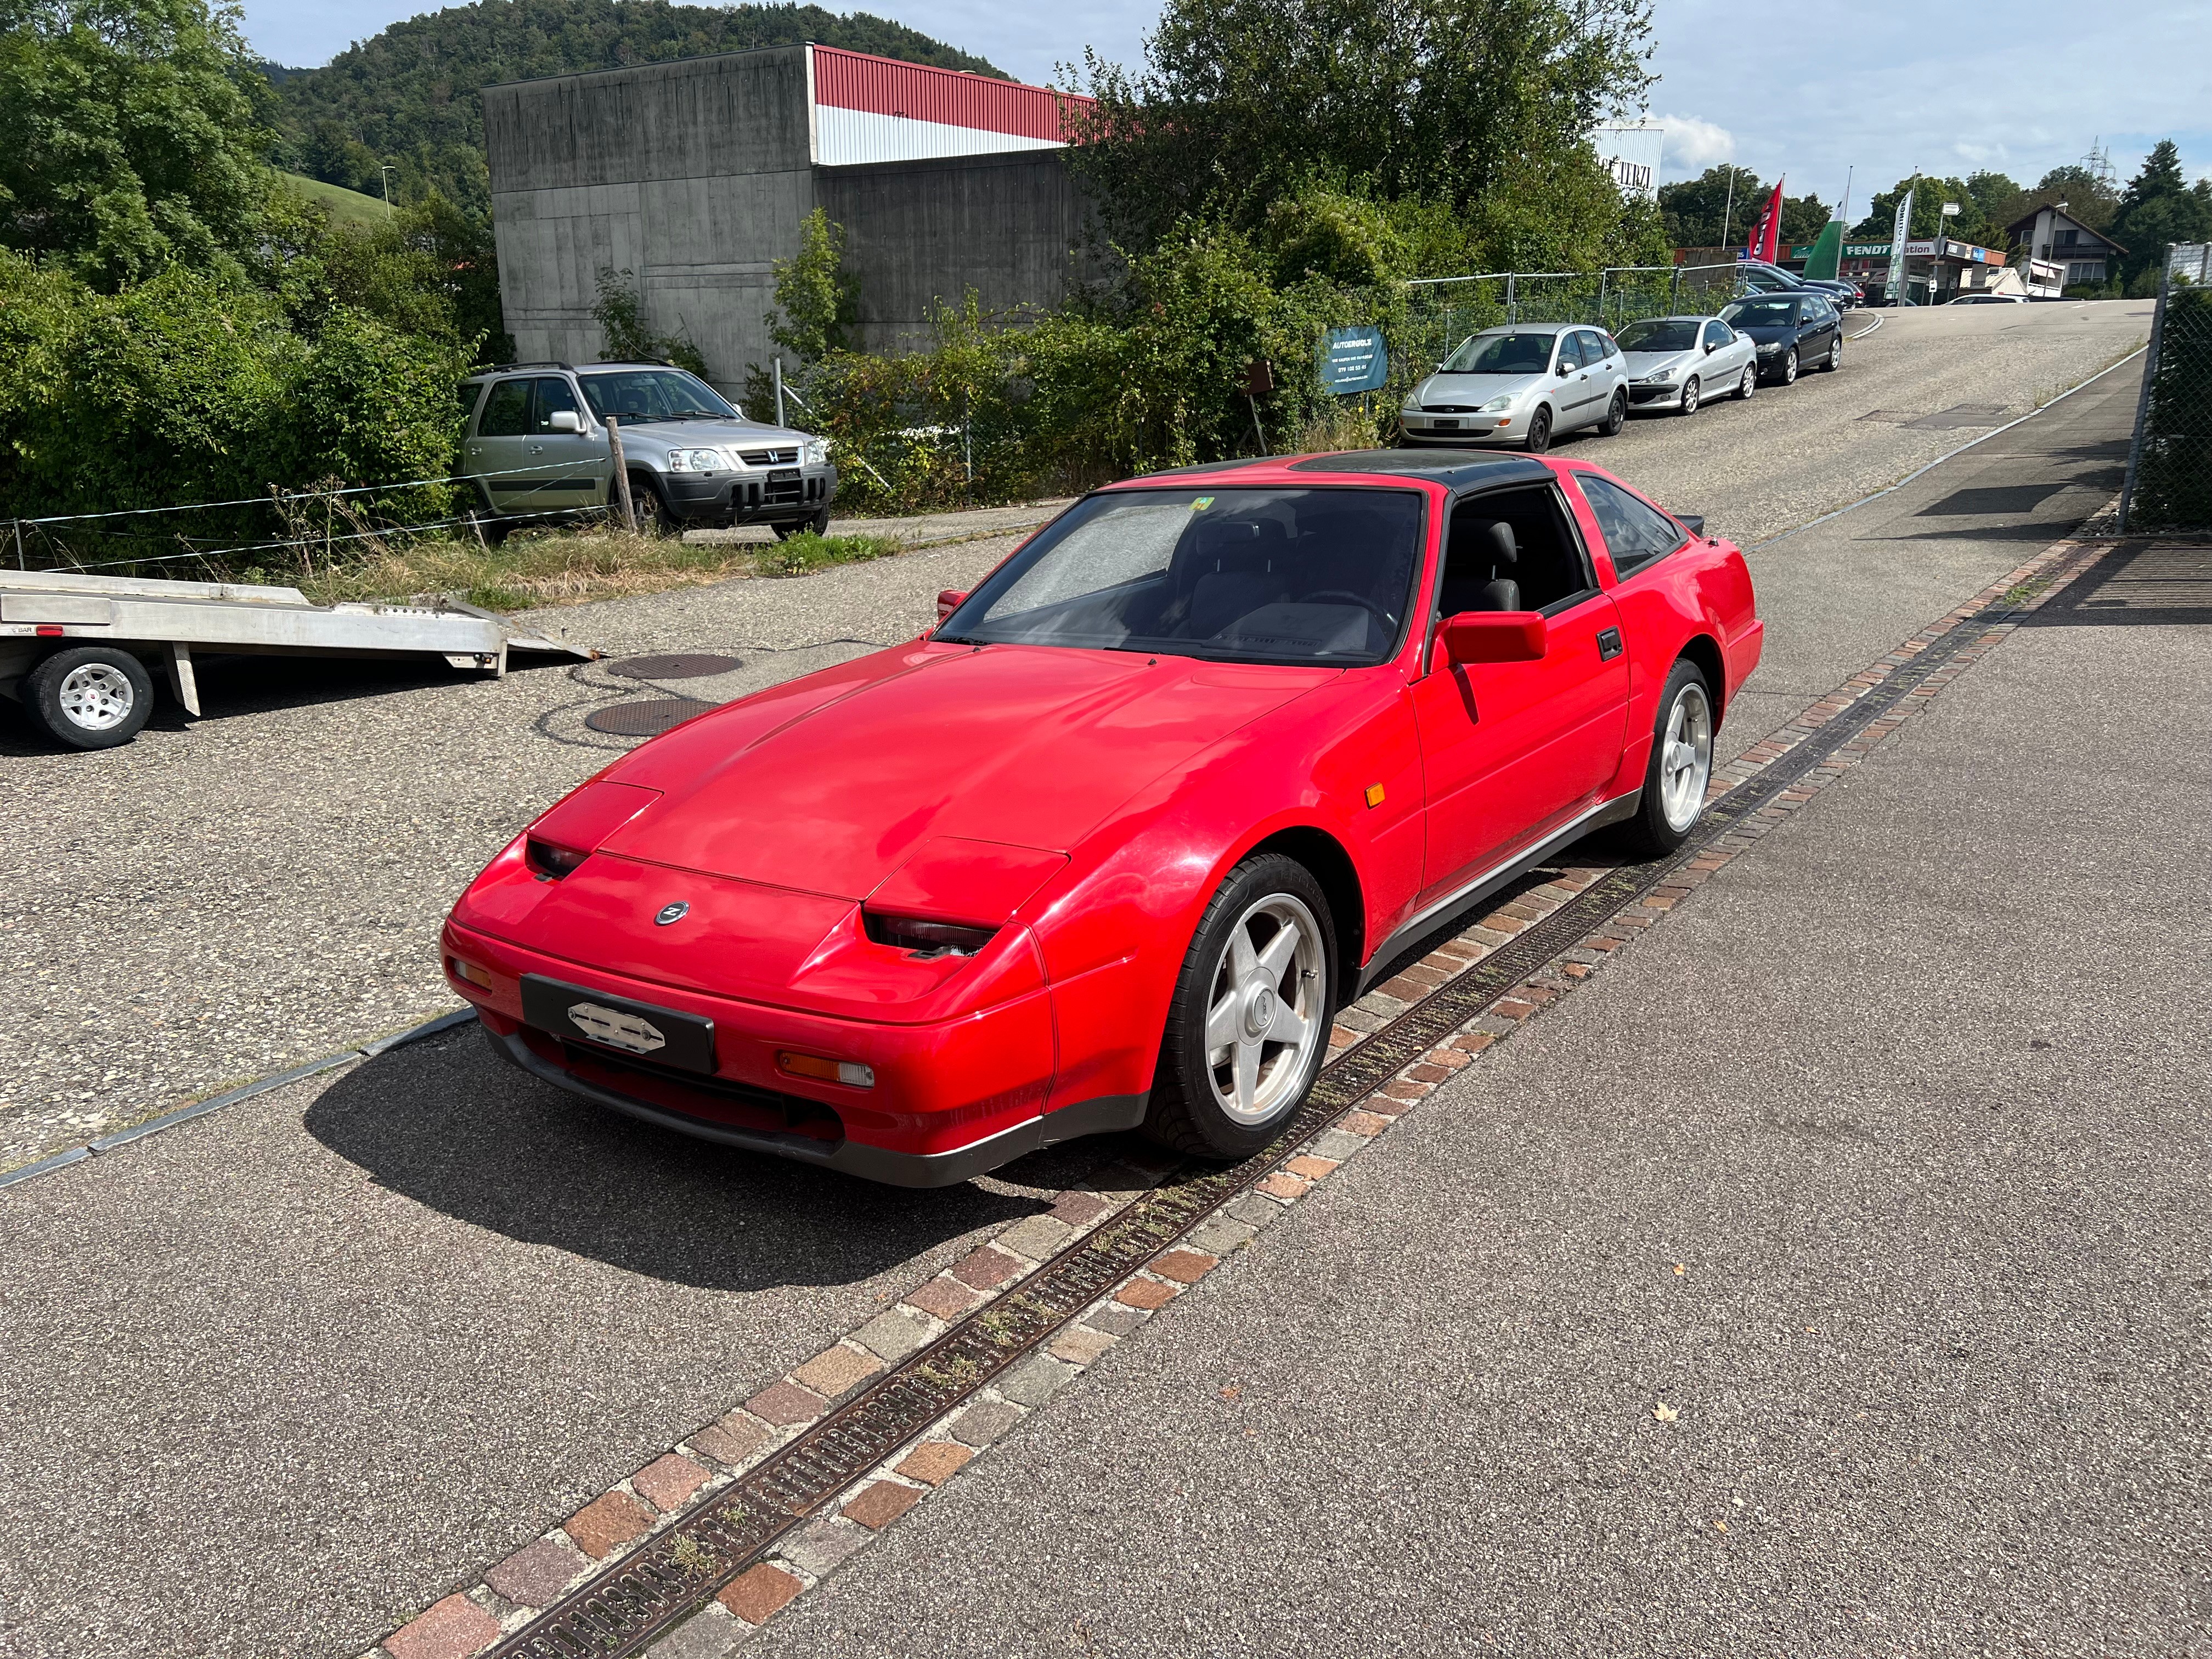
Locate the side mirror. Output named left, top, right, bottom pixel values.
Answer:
left=549, top=410, right=582, bottom=434
left=935, top=589, right=968, bottom=622
left=1677, top=515, right=1706, bottom=538
left=1436, top=611, right=1546, bottom=669
left=1703, top=340, right=1718, bottom=354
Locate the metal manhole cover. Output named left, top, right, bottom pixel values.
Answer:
left=607, top=653, right=744, bottom=680
left=584, top=698, right=715, bottom=736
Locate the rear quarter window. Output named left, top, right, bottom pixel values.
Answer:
left=1575, top=473, right=1689, bottom=579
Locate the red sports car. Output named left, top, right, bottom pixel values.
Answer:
left=441, top=450, right=1760, bottom=1185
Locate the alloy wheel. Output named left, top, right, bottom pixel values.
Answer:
left=1202, top=893, right=1326, bottom=1127
left=1679, top=376, right=1701, bottom=416
left=1657, top=680, right=1715, bottom=832
left=57, top=663, right=135, bottom=731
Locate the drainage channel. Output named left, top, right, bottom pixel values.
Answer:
left=483, top=580, right=2055, bottom=1659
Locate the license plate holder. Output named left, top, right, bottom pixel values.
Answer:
left=521, top=974, right=716, bottom=1073
left=769, top=468, right=800, bottom=484
left=1431, top=419, right=1460, bottom=430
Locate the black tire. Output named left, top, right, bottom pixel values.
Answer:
left=1776, top=348, right=1799, bottom=386
left=1677, top=376, right=1701, bottom=416
left=628, top=472, right=678, bottom=538
left=1824, top=333, right=1843, bottom=371
left=1622, top=659, right=1717, bottom=858
left=1143, top=853, right=1338, bottom=1160
left=1524, top=405, right=1554, bottom=454
left=1598, top=387, right=1627, bottom=437
left=25, top=645, right=154, bottom=750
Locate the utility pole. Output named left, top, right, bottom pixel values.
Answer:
left=1839, top=166, right=1854, bottom=228
left=1719, top=166, right=1739, bottom=254
left=379, top=164, right=396, bottom=208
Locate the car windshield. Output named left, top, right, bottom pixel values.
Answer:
left=1723, top=299, right=1798, bottom=325
left=937, top=487, right=1425, bottom=667
left=1440, top=332, right=1556, bottom=374
left=1617, top=320, right=1700, bottom=352
left=577, top=369, right=740, bottom=423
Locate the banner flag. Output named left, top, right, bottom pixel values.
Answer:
left=1749, top=179, right=1786, bottom=263
left=1802, top=221, right=1844, bottom=281
left=1883, top=188, right=1915, bottom=304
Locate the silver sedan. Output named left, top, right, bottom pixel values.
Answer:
left=1398, top=323, right=1629, bottom=453
left=1616, top=315, right=1759, bottom=416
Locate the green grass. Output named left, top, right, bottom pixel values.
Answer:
left=279, top=170, right=393, bottom=229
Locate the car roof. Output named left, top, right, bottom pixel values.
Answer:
left=1473, top=321, right=1584, bottom=335
left=1101, top=451, right=1556, bottom=494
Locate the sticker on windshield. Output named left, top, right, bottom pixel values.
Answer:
left=1192, top=496, right=1215, bottom=511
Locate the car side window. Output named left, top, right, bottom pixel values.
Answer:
left=1548, top=334, right=1578, bottom=374
left=1435, top=483, right=1598, bottom=619
left=1583, top=330, right=1617, bottom=364
left=478, top=378, right=531, bottom=438
left=1703, top=320, right=1733, bottom=349
left=531, top=376, right=582, bottom=433
left=456, top=381, right=485, bottom=432
left=1576, top=474, right=1689, bottom=579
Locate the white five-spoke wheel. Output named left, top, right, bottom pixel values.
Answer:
left=1736, top=364, right=1756, bottom=399
left=1147, top=853, right=1337, bottom=1159
left=1657, top=680, right=1714, bottom=833
left=1625, top=659, right=1718, bottom=857
left=25, top=645, right=155, bottom=749
left=1202, top=894, right=1325, bottom=1127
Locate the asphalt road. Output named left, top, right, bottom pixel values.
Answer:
left=0, top=299, right=2147, bottom=1171
left=0, top=300, right=2159, bottom=1659
left=739, top=541, right=2212, bottom=1659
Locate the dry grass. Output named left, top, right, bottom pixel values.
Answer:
left=291, top=522, right=900, bottom=612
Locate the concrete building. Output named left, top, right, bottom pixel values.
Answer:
left=483, top=46, right=1097, bottom=400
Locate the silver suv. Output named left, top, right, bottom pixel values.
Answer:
left=456, top=361, right=838, bottom=541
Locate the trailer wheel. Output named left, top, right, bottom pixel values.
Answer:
left=25, top=645, right=154, bottom=749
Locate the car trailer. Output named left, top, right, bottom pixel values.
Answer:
left=1, top=567, right=595, bottom=749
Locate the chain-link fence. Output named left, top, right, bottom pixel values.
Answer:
left=2119, top=248, right=2212, bottom=533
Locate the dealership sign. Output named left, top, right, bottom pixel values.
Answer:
left=1319, top=326, right=1389, bottom=394
left=1593, top=125, right=1663, bottom=201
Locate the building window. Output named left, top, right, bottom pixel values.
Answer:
left=2057, top=228, right=2079, bottom=249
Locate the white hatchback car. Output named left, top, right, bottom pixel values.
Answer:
left=1398, top=323, right=1629, bottom=453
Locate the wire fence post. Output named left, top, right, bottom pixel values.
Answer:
left=1506, top=274, right=1517, bottom=324
left=2117, top=251, right=2170, bottom=534
left=606, top=415, right=637, bottom=533
left=10, top=518, right=21, bottom=571
left=1596, top=268, right=1610, bottom=328
left=774, top=357, right=786, bottom=428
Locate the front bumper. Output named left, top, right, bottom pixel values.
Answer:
left=1627, top=382, right=1679, bottom=404
left=661, top=464, right=838, bottom=526
left=443, top=917, right=1142, bottom=1187
left=1399, top=411, right=1520, bottom=445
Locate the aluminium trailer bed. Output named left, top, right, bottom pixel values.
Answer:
left=0, top=568, right=594, bottom=748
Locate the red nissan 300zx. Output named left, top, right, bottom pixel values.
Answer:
left=442, top=450, right=1760, bottom=1185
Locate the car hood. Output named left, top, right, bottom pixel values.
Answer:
left=596, top=644, right=1332, bottom=901
left=1728, top=320, right=1799, bottom=340
left=1621, top=349, right=1697, bottom=376
left=608, top=417, right=813, bottom=450
left=1410, top=371, right=1542, bottom=408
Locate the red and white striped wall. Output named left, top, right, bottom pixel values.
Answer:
left=808, top=46, right=1092, bottom=167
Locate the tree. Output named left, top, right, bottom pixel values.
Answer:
left=765, top=208, right=860, bottom=364
left=1658, top=166, right=1760, bottom=250
left=1779, top=192, right=1831, bottom=246
left=1851, top=176, right=2005, bottom=245
left=1066, top=0, right=1658, bottom=258
left=2111, top=141, right=2212, bottom=292
left=0, top=0, right=274, bottom=288
left=2030, top=163, right=2118, bottom=232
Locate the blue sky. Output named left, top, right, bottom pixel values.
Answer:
left=247, top=0, right=2212, bottom=211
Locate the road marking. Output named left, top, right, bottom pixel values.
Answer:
left=1757, top=346, right=2146, bottom=550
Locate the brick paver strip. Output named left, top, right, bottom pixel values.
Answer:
left=904, top=1276, right=982, bottom=1321
left=484, top=1537, right=590, bottom=1608
left=840, top=1480, right=923, bottom=1530
left=386, top=1593, right=502, bottom=1659
left=716, top=1564, right=803, bottom=1625
left=406, top=531, right=2113, bottom=1659
left=564, top=1489, right=654, bottom=1560
left=894, top=1441, right=975, bottom=1486
left=632, top=1454, right=712, bottom=1515
left=1147, top=1250, right=1218, bottom=1284
left=791, top=1344, right=883, bottom=1399
left=743, top=1381, right=827, bottom=1428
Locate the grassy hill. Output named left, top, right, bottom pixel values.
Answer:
left=269, top=0, right=1005, bottom=215
left=278, top=171, right=394, bottom=229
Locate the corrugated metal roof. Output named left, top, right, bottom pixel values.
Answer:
left=809, top=46, right=1090, bottom=142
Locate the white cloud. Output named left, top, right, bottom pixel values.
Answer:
left=1654, top=114, right=1734, bottom=178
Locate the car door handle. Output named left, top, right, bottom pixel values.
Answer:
left=1597, top=627, right=1623, bottom=660
left=527, top=443, right=545, bottom=454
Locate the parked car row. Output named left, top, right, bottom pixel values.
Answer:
left=1399, top=290, right=1849, bottom=450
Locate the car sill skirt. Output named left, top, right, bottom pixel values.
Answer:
left=1355, top=788, right=1643, bottom=997
left=485, top=1023, right=1146, bottom=1187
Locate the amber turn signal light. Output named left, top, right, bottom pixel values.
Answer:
left=778, top=1052, right=876, bottom=1088
left=448, top=956, right=495, bottom=990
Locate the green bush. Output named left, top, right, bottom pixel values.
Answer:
left=0, top=251, right=467, bottom=542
